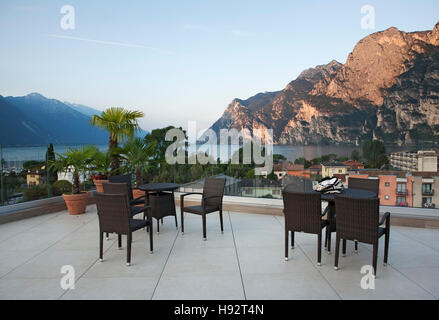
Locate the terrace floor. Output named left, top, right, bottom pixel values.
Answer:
left=0, top=205, right=439, bottom=300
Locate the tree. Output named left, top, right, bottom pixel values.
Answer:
left=362, top=140, right=388, bottom=169
left=23, top=160, right=44, bottom=172
left=144, top=126, right=187, bottom=180
left=90, top=107, right=144, bottom=174
left=294, top=157, right=311, bottom=168
left=351, top=149, right=361, bottom=161
left=273, top=154, right=287, bottom=164
left=120, top=137, right=156, bottom=186
left=51, top=146, right=97, bottom=194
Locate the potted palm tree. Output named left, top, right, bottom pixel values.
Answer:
left=90, top=150, right=111, bottom=192
left=90, top=107, right=144, bottom=174
left=51, top=146, right=97, bottom=215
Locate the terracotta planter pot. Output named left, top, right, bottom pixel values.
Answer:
left=93, top=179, right=109, bottom=193
left=63, top=192, right=89, bottom=215
left=132, top=189, right=146, bottom=207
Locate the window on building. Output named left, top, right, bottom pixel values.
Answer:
left=385, top=182, right=390, bottom=187
left=422, top=183, right=432, bottom=193
left=422, top=197, right=433, bottom=208
left=397, top=183, right=406, bottom=193
left=397, top=197, right=406, bottom=206
left=338, top=169, right=342, bottom=173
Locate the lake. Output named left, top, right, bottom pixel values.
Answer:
left=1, top=144, right=358, bottom=169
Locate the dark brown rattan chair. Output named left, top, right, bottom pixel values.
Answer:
left=109, top=175, right=146, bottom=206
left=344, top=177, right=380, bottom=252
left=282, top=191, right=329, bottom=266
left=102, top=182, right=151, bottom=240
left=334, top=195, right=390, bottom=276
left=94, top=192, right=153, bottom=266
left=180, top=177, right=226, bottom=240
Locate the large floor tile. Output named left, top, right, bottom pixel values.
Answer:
left=61, top=277, right=157, bottom=300
left=153, top=274, right=245, bottom=300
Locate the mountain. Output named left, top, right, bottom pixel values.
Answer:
left=205, top=22, right=439, bottom=147
left=0, top=93, right=109, bottom=146
left=63, top=101, right=102, bottom=117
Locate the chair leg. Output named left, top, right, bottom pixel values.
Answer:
left=202, top=214, right=207, bottom=240
left=334, top=234, right=340, bottom=270
left=106, top=232, right=109, bottom=240
left=149, top=222, right=154, bottom=253
left=355, top=241, right=358, bottom=253
left=291, top=231, right=295, bottom=249
left=342, top=239, right=346, bottom=256
left=373, top=242, right=378, bottom=277
left=174, top=214, right=178, bottom=229
left=118, top=234, right=122, bottom=249
left=327, top=231, right=332, bottom=254
left=384, top=230, right=390, bottom=266
left=317, top=232, right=322, bottom=266
left=156, top=219, right=160, bottom=234
left=219, top=210, right=224, bottom=233
left=324, top=227, right=328, bottom=248
left=99, top=232, right=103, bottom=261
left=126, top=233, right=132, bottom=266
left=181, top=208, right=184, bottom=234
left=285, top=229, right=289, bottom=261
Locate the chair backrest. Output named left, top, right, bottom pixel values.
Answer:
left=94, top=192, right=131, bottom=234
left=202, top=177, right=226, bottom=208
left=334, top=195, right=380, bottom=244
left=348, top=178, right=379, bottom=196
left=102, top=182, right=130, bottom=198
left=109, top=175, right=133, bottom=200
left=282, top=191, right=323, bottom=234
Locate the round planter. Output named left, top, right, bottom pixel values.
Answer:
left=63, top=192, right=89, bottom=215
left=93, top=179, right=109, bottom=193
left=132, top=189, right=146, bottom=207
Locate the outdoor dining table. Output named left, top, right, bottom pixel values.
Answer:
left=138, top=183, right=180, bottom=233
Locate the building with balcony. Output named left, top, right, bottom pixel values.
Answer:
left=390, top=150, right=438, bottom=172
left=412, top=172, right=439, bottom=209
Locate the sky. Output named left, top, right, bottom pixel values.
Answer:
left=0, top=0, right=438, bottom=132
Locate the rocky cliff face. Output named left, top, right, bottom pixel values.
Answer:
left=205, top=22, right=439, bottom=147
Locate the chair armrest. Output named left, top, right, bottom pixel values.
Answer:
left=133, top=194, right=146, bottom=200
left=379, top=212, right=391, bottom=226
left=132, top=205, right=152, bottom=218
left=202, top=195, right=222, bottom=201
left=180, top=192, right=203, bottom=198
left=180, top=192, right=203, bottom=208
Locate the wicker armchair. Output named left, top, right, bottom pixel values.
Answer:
left=102, top=182, right=149, bottom=219
left=282, top=191, right=329, bottom=266
left=334, top=195, right=390, bottom=276
left=180, top=177, right=226, bottom=240
left=94, top=192, right=153, bottom=266
left=345, top=177, right=380, bottom=252
left=109, top=175, right=146, bottom=206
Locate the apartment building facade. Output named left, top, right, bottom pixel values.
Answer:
left=412, top=172, right=438, bottom=209
left=390, top=150, right=438, bottom=172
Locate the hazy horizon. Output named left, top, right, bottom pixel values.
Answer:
left=1, top=0, right=438, bottom=132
